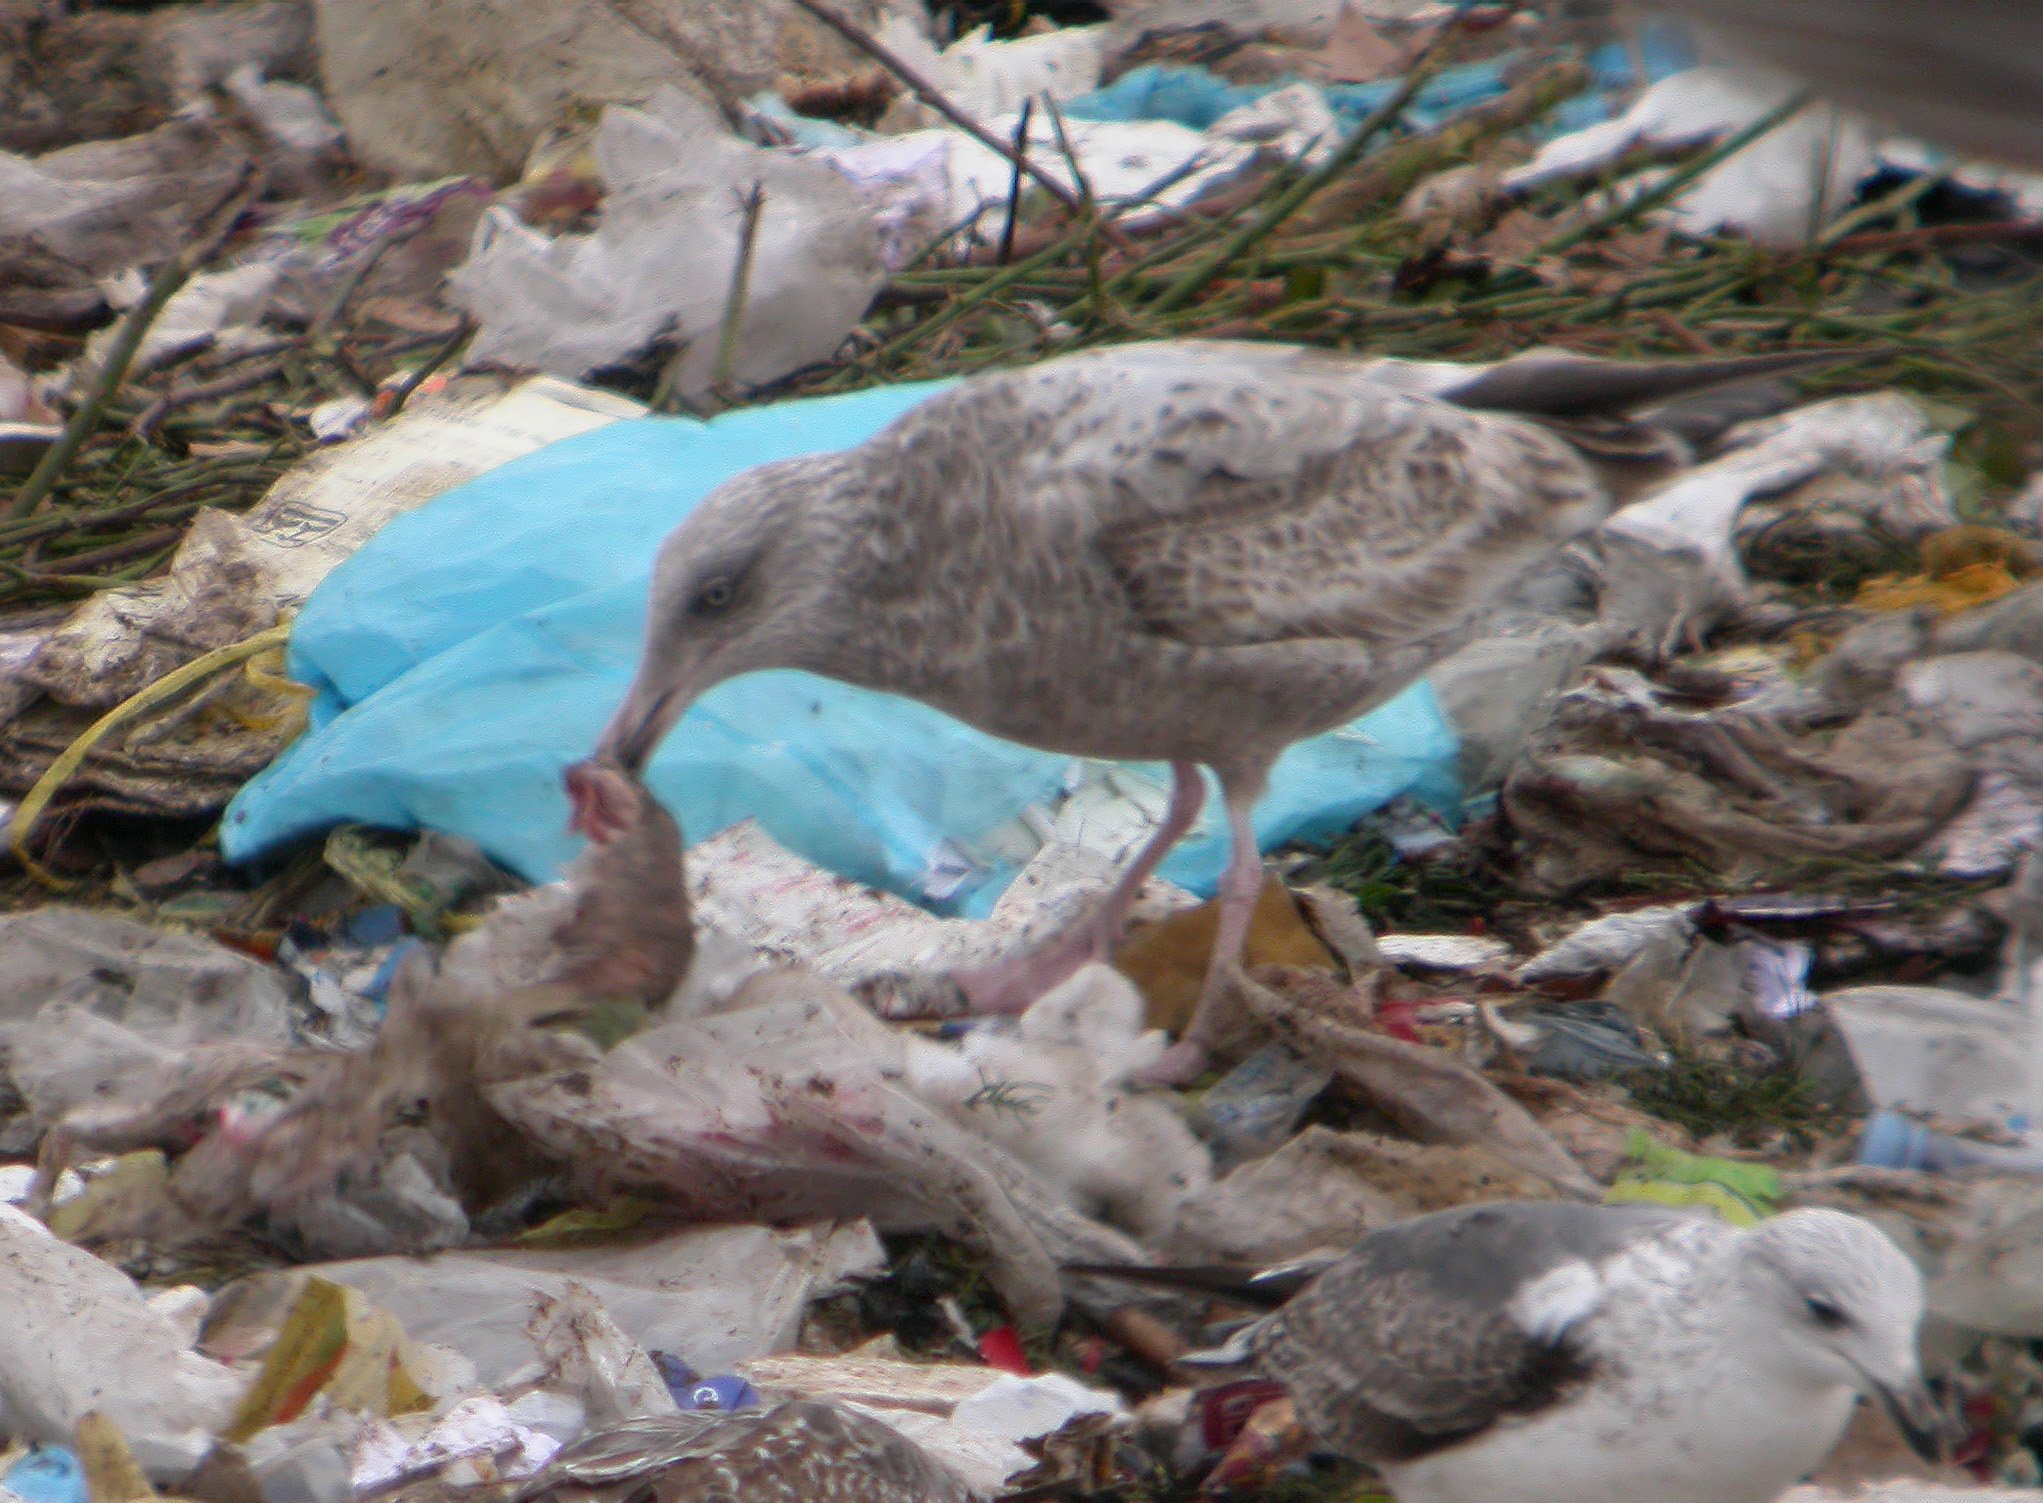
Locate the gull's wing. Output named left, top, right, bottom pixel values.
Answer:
left=873, top=340, right=1848, bottom=653
left=1059, top=357, right=1610, bottom=651
left=1249, top=1201, right=1700, bottom=1464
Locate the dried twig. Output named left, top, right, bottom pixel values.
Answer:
left=130, top=358, right=286, bottom=439
left=997, top=98, right=1037, bottom=266
left=384, top=314, right=475, bottom=416
left=1824, top=219, right=2043, bottom=259
left=712, top=181, right=768, bottom=404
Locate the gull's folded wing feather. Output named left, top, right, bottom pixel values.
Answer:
left=1249, top=1202, right=1694, bottom=1464
left=1082, top=390, right=1606, bottom=650
left=518, top=1404, right=974, bottom=1503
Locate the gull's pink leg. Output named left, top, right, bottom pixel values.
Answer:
left=1136, top=777, right=1265, bottom=1085
left=951, top=761, right=1207, bottom=1016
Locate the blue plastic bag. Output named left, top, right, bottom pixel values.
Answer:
left=1061, top=59, right=1517, bottom=136
left=223, top=381, right=1459, bottom=916
left=1057, top=21, right=1699, bottom=142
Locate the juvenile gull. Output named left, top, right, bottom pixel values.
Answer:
left=1082, top=1199, right=1942, bottom=1503
left=569, top=339, right=1850, bottom=1080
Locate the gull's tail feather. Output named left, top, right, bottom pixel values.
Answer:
left=1063, top=1257, right=1335, bottom=1310
left=1440, top=346, right=1885, bottom=420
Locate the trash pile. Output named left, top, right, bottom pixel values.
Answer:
left=7, top=0, right=2043, bottom=1500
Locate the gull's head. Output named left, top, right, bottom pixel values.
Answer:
left=1737, top=1207, right=1942, bottom=1461
left=569, top=459, right=841, bottom=841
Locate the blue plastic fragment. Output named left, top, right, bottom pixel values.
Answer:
left=1, top=1449, right=86, bottom=1503
left=1060, top=57, right=1517, bottom=135
left=362, top=937, right=423, bottom=1006
left=1055, top=19, right=1699, bottom=143
left=343, top=903, right=407, bottom=947
left=651, top=1352, right=761, bottom=1411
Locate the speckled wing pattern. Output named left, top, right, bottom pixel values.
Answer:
left=1013, top=345, right=1613, bottom=652
left=1249, top=1201, right=1693, bottom=1464
left=511, top=1403, right=976, bottom=1503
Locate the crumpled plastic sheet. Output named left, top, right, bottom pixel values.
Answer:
left=0, top=906, right=295, bottom=1121
left=1504, top=64, right=1877, bottom=247
left=316, top=1222, right=886, bottom=1391
left=0, top=1204, right=243, bottom=1478
left=1602, top=392, right=1957, bottom=580
left=482, top=968, right=1158, bottom=1330
left=448, top=89, right=885, bottom=396
left=82, top=263, right=280, bottom=378
left=221, top=379, right=1460, bottom=914
left=878, top=17, right=1108, bottom=122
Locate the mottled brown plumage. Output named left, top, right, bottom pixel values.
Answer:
left=571, top=340, right=1853, bottom=1077
left=503, top=1404, right=975, bottom=1503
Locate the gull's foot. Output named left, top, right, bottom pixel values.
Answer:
left=946, top=924, right=1118, bottom=1017
left=854, top=921, right=1120, bottom=1022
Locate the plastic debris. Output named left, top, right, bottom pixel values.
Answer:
left=310, top=0, right=855, bottom=181
left=0, top=906, right=293, bottom=1122
left=878, top=19, right=1108, bottom=123
left=449, top=90, right=886, bottom=398
left=1505, top=66, right=1876, bottom=247
left=1518, top=904, right=1703, bottom=985
left=83, top=263, right=280, bottom=378
left=0, top=1204, right=242, bottom=1477
left=1606, top=1129, right=1782, bottom=1225
left=312, top=1223, right=887, bottom=1391
left=0, top=117, right=251, bottom=277
left=0, top=1449, right=84, bottom=1503
left=1189, top=1043, right=1337, bottom=1169
left=1824, top=985, right=2036, bottom=1125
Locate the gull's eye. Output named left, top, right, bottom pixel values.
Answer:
left=1805, top=1297, right=1849, bottom=1329
left=691, top=577, right=735, bottom=615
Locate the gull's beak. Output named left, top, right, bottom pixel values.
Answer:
left=596, top=678, right=687, bottom=775
left=1871, top=1375, right=1947, bottom=1463
left=571, top=656, right=709, bottom=843
left=596, top=636, right=724, bottom=775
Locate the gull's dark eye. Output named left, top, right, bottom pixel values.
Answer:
left=691, top=577, right=735, bottom=615
left=1805, top=1297, right=1849, bottom=1329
